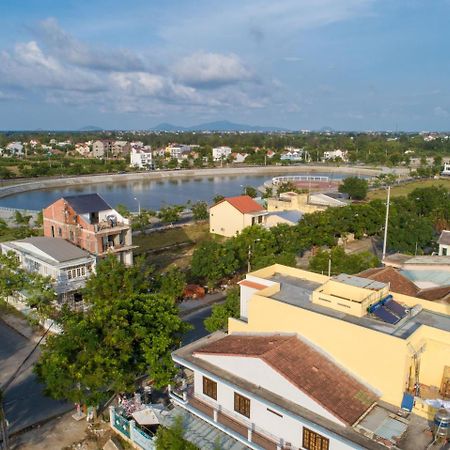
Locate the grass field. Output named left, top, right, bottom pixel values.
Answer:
left=133, top=222, right=215, bottom=271
left=133, top=221, right=211, bottom=254
left=367, top=178, right=450, bottom=200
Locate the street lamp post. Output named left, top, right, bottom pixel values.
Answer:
left=134, top=197, right=141, bottom=216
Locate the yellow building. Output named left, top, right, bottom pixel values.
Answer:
left=209, top=195, right=267, bottom=237
left=232, top=264, right=450, bottom=414
left=266, top=192, right=347, bottom=214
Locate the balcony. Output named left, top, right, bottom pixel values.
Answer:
left=94, top=221, right=130, bottom=235
left=98, top=243, right=137, bottom=256
left=169, top=384, right=294, bottom=450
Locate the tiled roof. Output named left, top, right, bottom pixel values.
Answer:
left=438, top=230, right=450, bottom=246
left=359, top=266, right=450, bottom=301
left=195, top=334, right=378, bottom=425
left=358, top=266, right=419, bottom=297
left=238, top=280, right=268, bottom=290
left=215, top=195, right=265, bottom=214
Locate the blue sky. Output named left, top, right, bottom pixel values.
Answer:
left=0, top=0, right=449, bottom=131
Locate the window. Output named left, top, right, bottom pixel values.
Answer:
left=302, top=427, right=329, bottom=450
left=258, top=215, right=263, bottom=224
left=69, top=231, right=74, bottom=241
left=51, top=226, right=55, bottom=237
left=202, top=377, right=217, bottom=400
left=234, top=392, right=250, bottom=418
left=58, top=227, right=62, bottom=237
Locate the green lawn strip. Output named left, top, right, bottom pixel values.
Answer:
left=367, top=178, right=450, bottom=200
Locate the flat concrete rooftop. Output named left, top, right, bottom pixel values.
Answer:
left=268, top=274, right=450, bottom=338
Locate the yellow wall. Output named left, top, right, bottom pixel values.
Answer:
left=209, top=202, right=245, bottom=237
left=229, top=265, right=450, bottom=407
left=267, top=194, right=324, bottom=214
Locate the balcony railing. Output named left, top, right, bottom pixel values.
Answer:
left=169, top=383, right=295, bottom=450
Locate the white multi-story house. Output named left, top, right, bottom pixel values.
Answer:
left=323, top=149, right=348, bottom=161
left=280, top=147, right=310, bottom=162
left=212, top=146, right=232, bottom=161
left=130, top=147, right=153, bottom=169
left=1, top=236, right=96, bottom=303
left=5, top=142, right=25, bottom=157
left=75, top=143, right=91, bottom=157
left=167, top=144, right=191, bottom=160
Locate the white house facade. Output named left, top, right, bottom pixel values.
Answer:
left=1, top=236, right=96, bottom=303
left=130, top=147, right=153, bottom=169
left=212, top=146, right=232, bottom=161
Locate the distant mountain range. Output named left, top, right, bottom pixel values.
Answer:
left=152, top=120, right=290, bottom=132
left=78, top=125, right=103, bottom=131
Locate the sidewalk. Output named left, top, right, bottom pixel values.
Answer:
left=0, top=305, right=42, bottom=343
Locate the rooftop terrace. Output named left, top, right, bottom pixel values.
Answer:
left=267, top=273, right=450, bottom=338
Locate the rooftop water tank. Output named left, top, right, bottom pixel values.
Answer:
left=433, top=408, right=450, bottom=439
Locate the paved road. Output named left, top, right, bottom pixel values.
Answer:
left=183, top=305, right=213, bottom=345
left=0, top=321, right=71, bottom=435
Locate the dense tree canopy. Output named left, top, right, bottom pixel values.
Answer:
left=338, top=177, right=369, bottom=200
left=35, top=255, right=190, bottom=406
left=204, top=287, right=240, bottom=333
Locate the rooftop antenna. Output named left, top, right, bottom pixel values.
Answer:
left=382, top=186, right=391, bottom=262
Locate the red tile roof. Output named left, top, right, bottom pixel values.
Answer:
left=358, top=266, right=419, bottom=297
left=215, top=195, right=265, bottom=214
left=238, top=280, right=268, bottom=290
left=359, top=266, right=450, bottom=302
left=195, top=334, right=377, bottom=425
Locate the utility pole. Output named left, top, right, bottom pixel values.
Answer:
left=382, top=186, right=391, bottom=261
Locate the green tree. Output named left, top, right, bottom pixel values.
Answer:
left=191, top=241, right=238, bottom=288
left=116, top=203, right=131, bottom=218
left=35, top=210, right=43, bottom=227
left=191, top=201, right=208, bottom=221
left=242, top=185, right=258, bottom=198
left=35, top=256, right=189, bottom=406
left=14, top=210, right=32, bottom=226
left=159, top=266, right=186, bottom=301
left=204, top=287, right=240, bottom=333
left=158, top=205, right=184, bottom=224
left=338, top=177, right=368, bottom=200
left=308, top=247, right=379, bottom=275
left=156, top=415, right=198, bottom=450
left=212, top=194, right=224, bottom=204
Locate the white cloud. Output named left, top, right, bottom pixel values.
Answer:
left=174, top=52, right=253, bottom=88
left=35, top=18, right=146, bottom=72
left=434, top=106, right=449, bottom=117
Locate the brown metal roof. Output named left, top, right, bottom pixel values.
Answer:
left=195, top=334, right=378, bottom=425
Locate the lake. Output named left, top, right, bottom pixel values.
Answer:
left=0, top=172, right=349, bottom=212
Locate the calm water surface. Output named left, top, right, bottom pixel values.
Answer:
left=0, top=172, right=348, bottom=212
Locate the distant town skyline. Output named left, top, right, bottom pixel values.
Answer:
left=0, top=0, right=449, bottom=131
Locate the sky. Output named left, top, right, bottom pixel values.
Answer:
left=0, top=0, right=449, bottom=131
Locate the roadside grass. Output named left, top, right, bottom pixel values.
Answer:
left=367, top=178, right=450, bottom=200
left=134, top=221, right=227, bottom=272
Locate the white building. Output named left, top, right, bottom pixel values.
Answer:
left=1, top=237, right=96, bottom=303
left=441, top=162, right=450, bottom=176
left=75, top=143, right=91, bottom=157
left=130, top=147, right=153, bottom=169
left=212, top=146, right=232, bottom=161
left=280, top=147, right=309, bottom=162
left=167, top=144, right=191, bottom=159
left=171, top=332, right=390, bottom=450
left=323, top=149, right=348, bottom=161
left=5, top=142, right=24, bottom=157
left=438, top=230, right=450, bottom=256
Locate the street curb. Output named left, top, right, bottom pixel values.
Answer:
left=0, top=316, right=31, bottom=341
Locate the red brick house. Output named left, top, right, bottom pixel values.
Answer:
left=43, top=193, right=135, bottom=266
